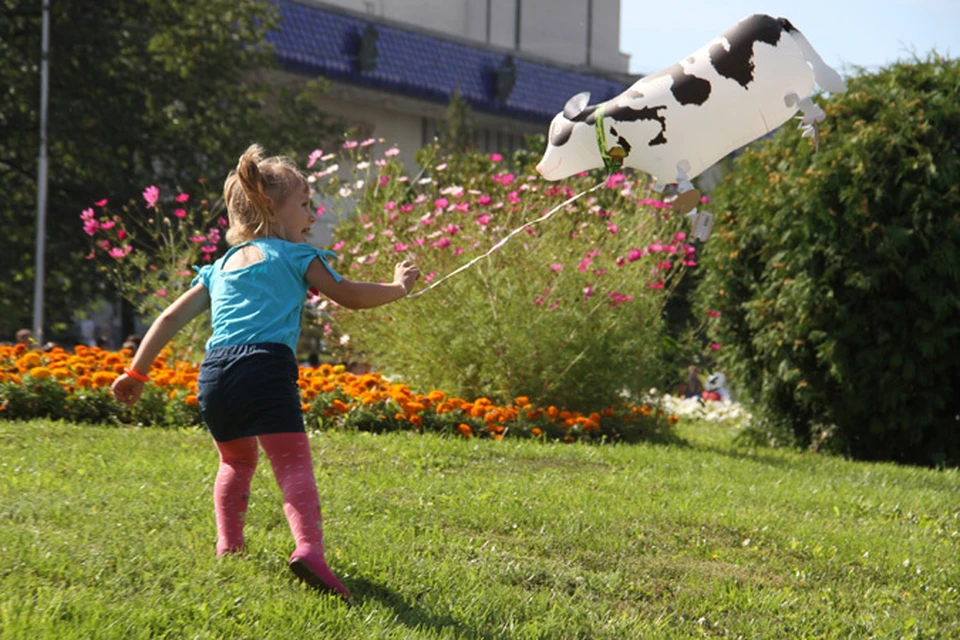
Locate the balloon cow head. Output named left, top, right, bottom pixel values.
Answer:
left=536, top=14, right=847, bottom=188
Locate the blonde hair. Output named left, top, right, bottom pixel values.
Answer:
left=223, top=143, right=308, bottom=245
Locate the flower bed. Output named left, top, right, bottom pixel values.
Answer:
left=0, top=344, right=677, bottom=443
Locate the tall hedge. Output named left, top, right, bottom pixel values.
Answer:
left=695, top=55, right=960, bottom=465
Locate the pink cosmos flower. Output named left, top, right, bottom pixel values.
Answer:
left=332, top=240, right=345, bottom=251
left=143, top=185, right=159, bottom=209
left=175, top=192, right=190, bottom=203
left=444, top=224, right=461, bottom=236
left=189, top=236, right=206, bottom=243
left=454, top=247, right=464, bottom=255
left=507, top=191, right=521, bottom=204
left=578, top=257, right=592, bottom=273
left=154, top=289, right=167, bottom=297
left=316, top=204, right=326, bottom=216
left=94, top=199, right=108, bottom=207
left=306, top=149, right=324, bottom=168
left=80, top=208, right=95, bottom=220
left=424, top=271, right=436, bottom=283
left=100, top=221, right=115, bottom=230
left=550, top=263, right=563, bottom=273
left=583, top=284, right=594, bottom=300
left=475, top=213, right=491, bottom=226
left=117, top=230, right=127, bottom=240
left=434, top=197, right=449, bottom=210
left=674, top=231, right=687, bottom=242
left=218, top=216, right=228, bottom=227
left=431, top=237, right=451, bottom=250
left=174, top=208, right=187, bottom=219
left=384, top=147, right=400, bottom=157
left=360, top=138, right=376, bottom=147
left=400, top=204, right=415, bottom=213
left=343, top=140, right=359, bottom=149
left=627, top=249, right=643, bottom=262
left=710, top=343, right=722, bottom=351
left=394, top=242, right=408, bottom=252
left=379, top=175, right=391, bottom=185
left=383, top=201, right=397, bottom=212
left=478, top=194, right=492, bottom=206
left=605, top=173, right=626, bottom=189
left=706, top=309, right=722, bottom=318
left=489, top=153, right=503, bottom=163
left=647, top=280, right=664, bottom=289
left=607, top=223, right=619, bottom=234
left=364, top=233, right=376, bottom=242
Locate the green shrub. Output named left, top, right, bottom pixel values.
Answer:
left=696, top=54, right=960, bottom=465
left=314, top=140, right=695, bottom=411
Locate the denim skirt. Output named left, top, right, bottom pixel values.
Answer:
left=197, top=343, right=304, bottom=442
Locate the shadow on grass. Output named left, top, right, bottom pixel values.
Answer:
left=349, top=576, right=483, bottom=638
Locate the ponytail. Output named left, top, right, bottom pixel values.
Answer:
left=222, top=143, right=307, bottom=245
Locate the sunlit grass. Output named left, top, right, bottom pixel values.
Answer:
left=1, top=419, right=957, bottom=638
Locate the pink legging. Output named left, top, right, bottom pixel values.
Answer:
left=213, top=432, right=324, bottom=556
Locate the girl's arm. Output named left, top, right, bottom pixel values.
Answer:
left=112, top=284, right=210, bottom=406
left=306, top=258, right=419, bottom=310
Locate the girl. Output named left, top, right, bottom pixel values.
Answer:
left=112, top=144, right=419, bottom=601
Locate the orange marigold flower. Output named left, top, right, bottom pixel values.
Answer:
left=76, top=375, right=92, bottom=388
left=394, top=412, right=408, bottom=422
left=405, top=401, right=426, bottom=414
left=51, top=368, right=71, bottom=379
left=301, top=403, right=311, bottom=412
left=546, top=405, right=559, bottom=420
left=668, top=414, right=680, bottom=425
left=185, top=395, right=199, bottom=406
left=29, top=366, right=52, bottom=380
left=639, top=405, right=652, bottom=417
left=427, top=390, right=445, bottom=403
left=91, top=371, right=118, bottom=388
left=514, top=396, right=529, bottom=406
left=526, top=410, right=543, bottom=420
left=330, top=399, right=350, bottom=414
left=409, top=414, right=423, bottom=428
left=457, top=423, right=472, bottom=439
left=531, top=427, right=543, bottom=437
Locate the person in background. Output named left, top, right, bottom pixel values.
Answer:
left=111, top=144, right=420, bottom=602
left=15, top=328, right=33, bottom=346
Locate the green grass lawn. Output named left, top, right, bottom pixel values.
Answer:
left=1, top=419, right=957, bottom=639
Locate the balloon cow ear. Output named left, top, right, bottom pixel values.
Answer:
left=562, top=92, right=591, bottom=120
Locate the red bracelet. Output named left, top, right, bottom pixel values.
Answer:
left=123, top=367, right=150, bottom=383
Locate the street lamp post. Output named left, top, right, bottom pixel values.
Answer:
left=32, top=1, right=50, bottom=345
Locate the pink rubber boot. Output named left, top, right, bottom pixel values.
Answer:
left=259, top=432, right=350, bottom=601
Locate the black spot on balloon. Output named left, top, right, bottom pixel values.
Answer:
left=646, top=64, right=712, bottom=106
left=605, top=104, right=669, bottom=147
left=709, top=14, right=784, bottom=88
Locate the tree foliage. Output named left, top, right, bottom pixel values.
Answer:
left=696, top=54, right=960, bottom=465
left=0, top=0, right=337, bottom=337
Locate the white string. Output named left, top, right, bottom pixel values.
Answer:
left=407, top=178, right=607, bottom=299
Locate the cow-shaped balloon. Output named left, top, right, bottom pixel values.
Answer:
left=536, top=15, right=847, bottom=239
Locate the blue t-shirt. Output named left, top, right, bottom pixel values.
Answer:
left=191, top=237, right=341, bottom=352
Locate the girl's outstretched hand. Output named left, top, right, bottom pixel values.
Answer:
left=394, top=259, right=421, bottom=295
left=112, top=375, right=145, bottom=407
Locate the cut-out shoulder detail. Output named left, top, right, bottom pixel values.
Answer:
left=223, top=244, right=265, bottom=272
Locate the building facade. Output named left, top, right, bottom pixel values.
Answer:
left=266, top=0, right=634, bottom=243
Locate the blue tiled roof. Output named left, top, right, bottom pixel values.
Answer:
left=267, top=0, right=630, bottom=123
